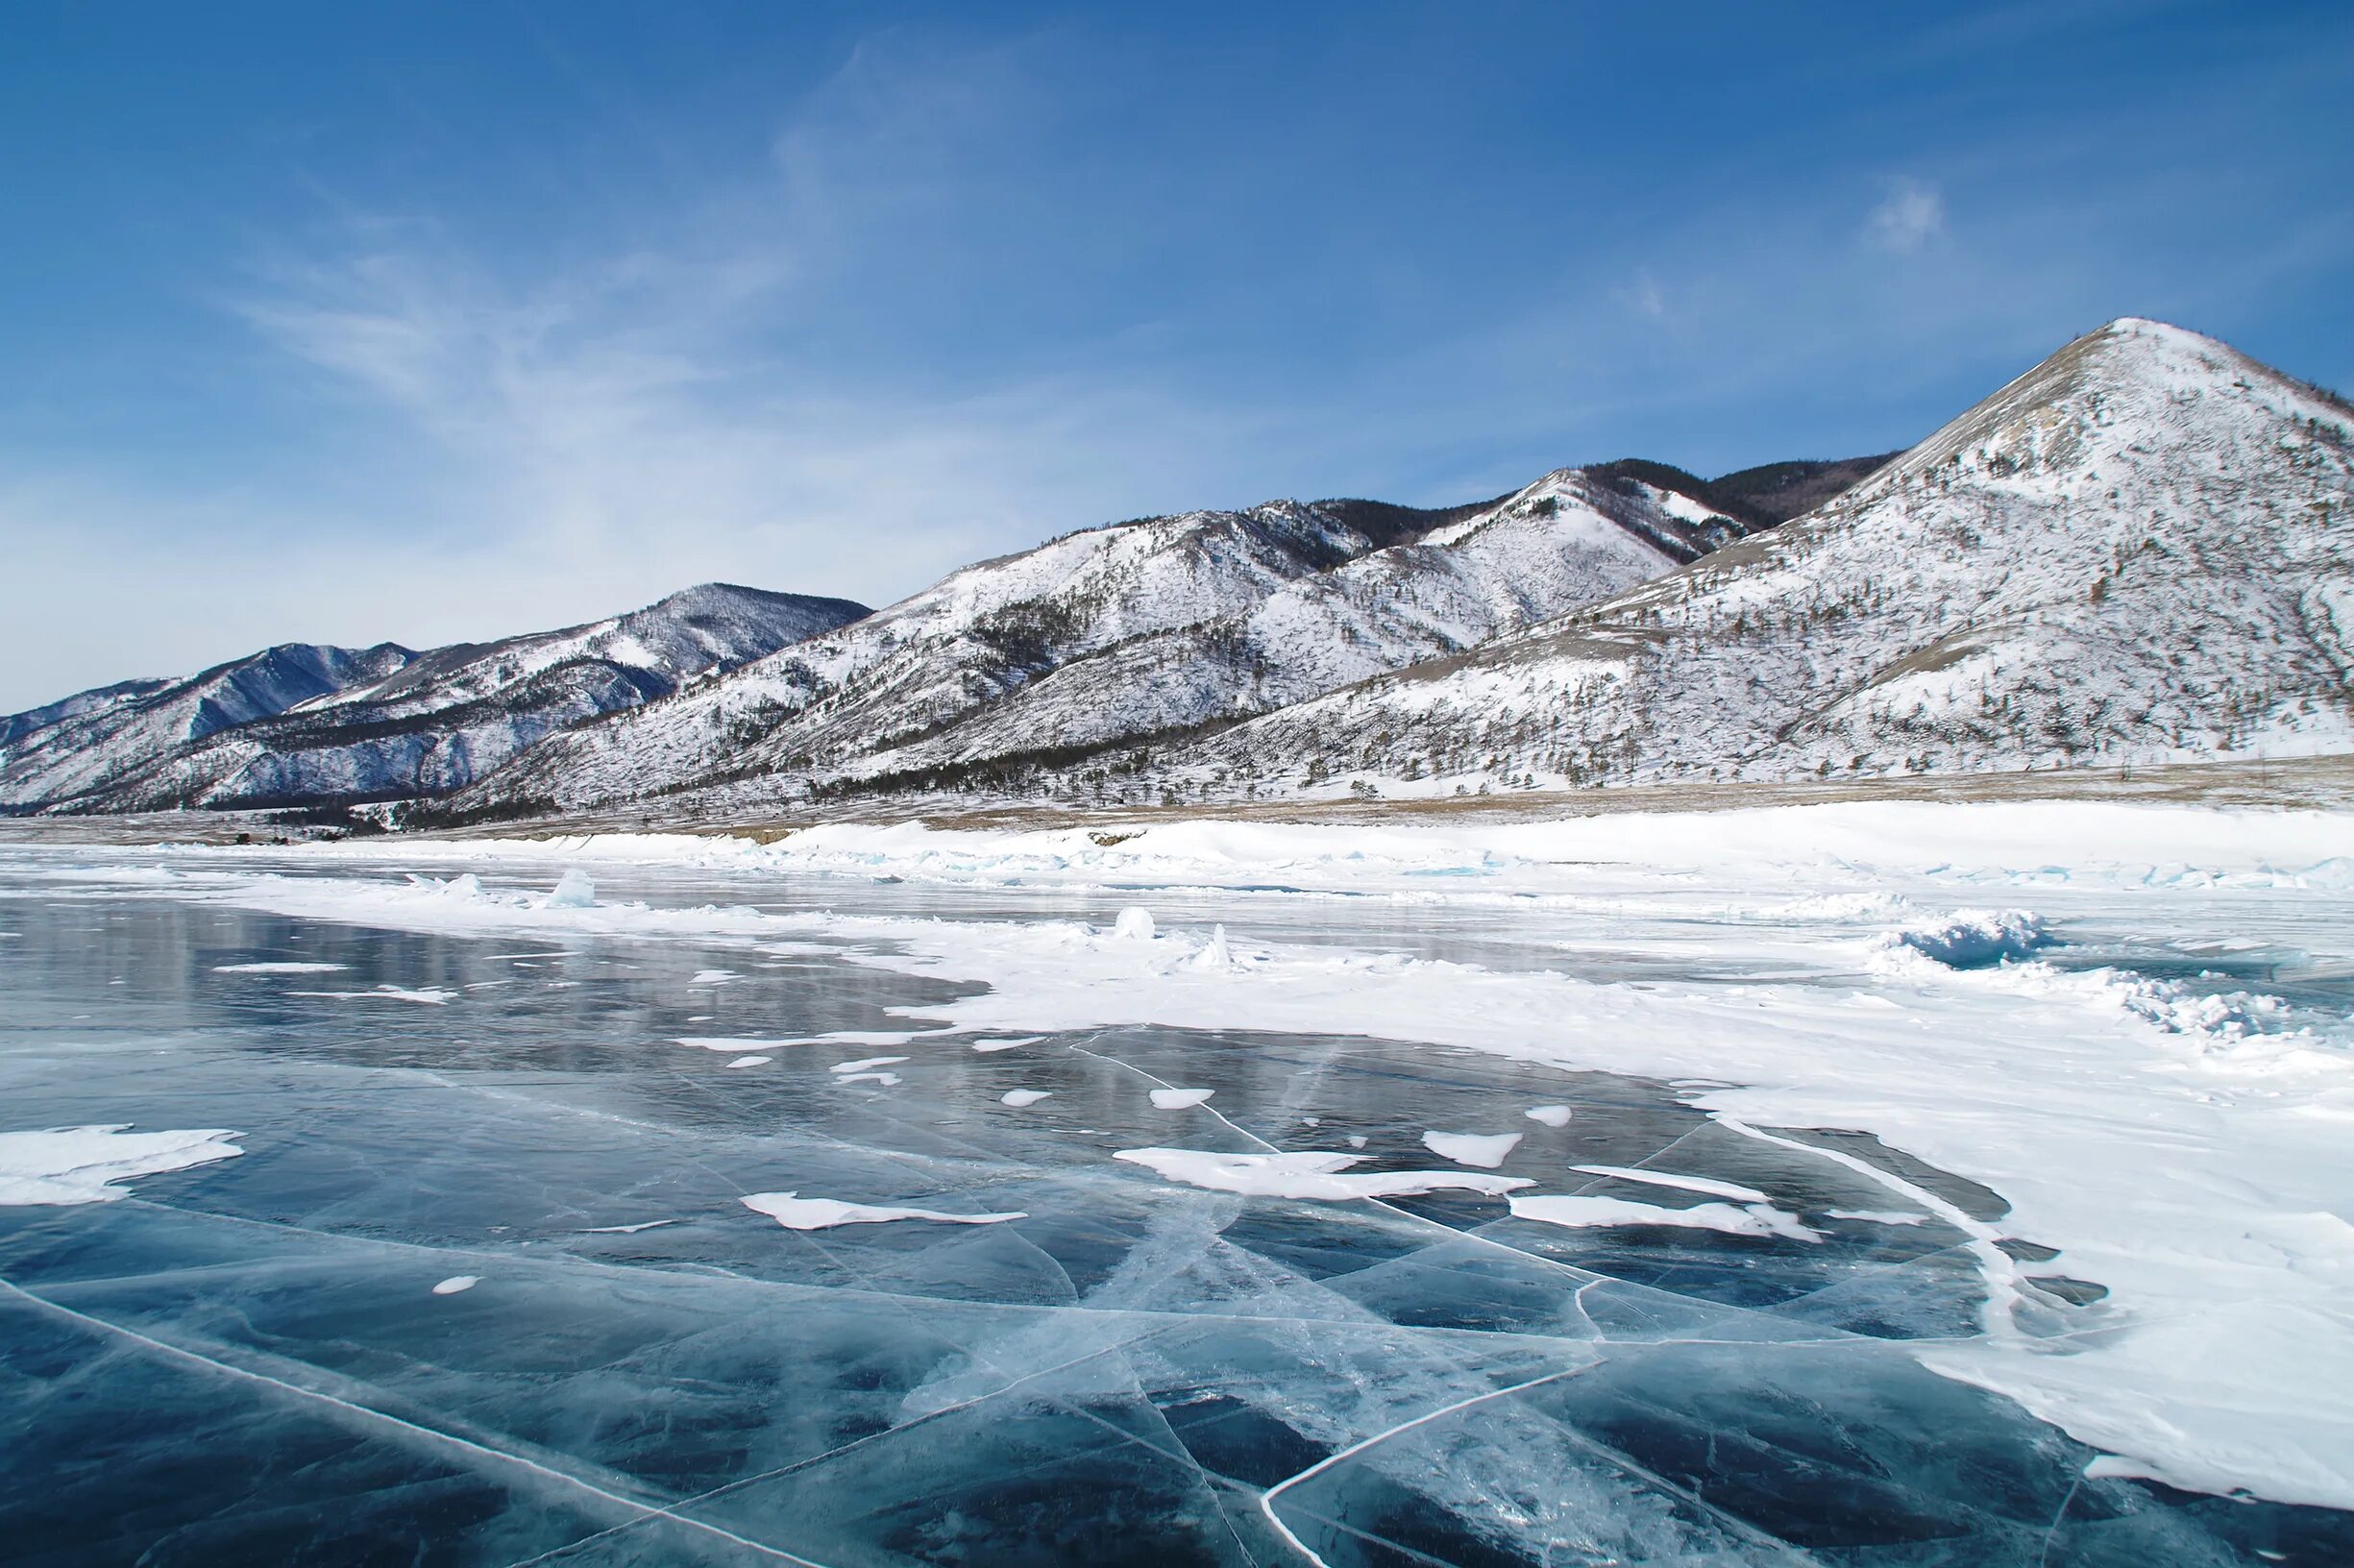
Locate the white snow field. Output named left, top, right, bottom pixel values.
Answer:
left=2, top=796, right=2351, bottom=1561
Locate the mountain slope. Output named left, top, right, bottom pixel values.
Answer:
left=1164, top=318, right=2354, bottom=795
left=6, top=584, right=868, bottom=813
left=449, top=466, right=1761, bottom=816
left=1, top=643, right=415, bottom=810
left=450, top=502, right=1414, bottom=815
left=811, top=465, right=1747, bottom=792
left=1708, top=452, right=1900, bottom=524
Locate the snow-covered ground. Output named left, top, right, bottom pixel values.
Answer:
left=4, top=796, right=2351, bottom=1559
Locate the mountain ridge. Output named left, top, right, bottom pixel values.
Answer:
left=1128, top=317, right=2352, bottom=799
left=12, top=314, right=2340, bottom=826
left=437, top=459, right=1777, bottom=819
left=1, top=584, right=867, bottom=815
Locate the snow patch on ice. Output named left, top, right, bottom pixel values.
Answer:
left=1115, top=1147, right=1531, bottom=1202
left=1524, top=1105, right=1573, bottom=1128
left=431, top=1276, right=479, bottom=1295
left=287, top=985, right=455, bottom=1006
left=1421, top=1131, right=1522, bottom=1168
left=0, top=1124, right=245, bottom=1206
left=741, top=1192, right=1025, bottom=1230
left=1828, top=1209, right=1930, bottom=1226
left=1572, top=1164, right=1773, bottom=1204
left=212, top=961, right=346, bottom=974
left=1508, top=1192, right=1823, bottom=1242
left=999, top=1089, right=1053, bottom=1108
left=1148, top=1088, right=1214, bottom=1110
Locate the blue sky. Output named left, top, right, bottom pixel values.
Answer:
left=3, top=1, right=2350, bottom=709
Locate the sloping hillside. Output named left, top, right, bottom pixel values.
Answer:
left=1, top=643, right=414, bottom=810
left=1165, top=319, right=2353, bottom=796
left=7, top=585, right=867, bottom=812
left=449, top=466, right=1759, bottom=816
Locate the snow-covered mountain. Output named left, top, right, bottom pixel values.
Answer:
left=35, top=317, right=2323, bottom=824
left=446, top=465, right=1762, bottom=816
left=2, top=584, right=867, bottom=813
left=1156, top=319, right=2354, bottom=796
left=0, top=642, right=415, bottom=810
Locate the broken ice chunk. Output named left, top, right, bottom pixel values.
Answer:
left=541, top=870, right=596, bottom=909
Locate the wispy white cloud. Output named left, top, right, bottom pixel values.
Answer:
left=1619, top=270, right=1669, bottom=322
left=5, top=18, right=2344, bottom=714
left=1866, top=177, right=1947, bottom=254
left=0, top=37, right=1320, bottom=708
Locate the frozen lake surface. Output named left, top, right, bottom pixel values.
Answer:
left=3, top=806, right=2352, bottom=1565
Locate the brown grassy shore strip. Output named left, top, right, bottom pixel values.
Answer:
left=7, top=755, right=2342, bottom=849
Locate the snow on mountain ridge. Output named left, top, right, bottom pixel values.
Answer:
left=4, top=585, right=866, bottom=813
left=0, top=676, right=175, bottom=747
left=0, top=642, right=416, bottom=810
left=451, top=469, right=1753, bottom=813
left=454, top=500, right=1390, bottom=811
left=817, top=467, right=1729, bottom=784
left=1153, top=317, right=2354, bottom=795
